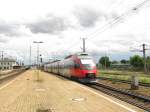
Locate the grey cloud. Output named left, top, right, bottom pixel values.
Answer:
left=0, top=20, right=22, bottom=43
left=115, top=33, right=135, bottom=38
left=73, top=7, right=103, bottom=27
left=93, top=33, right=137, bottom=46
left=103, top=40, right=134, bottom=46
left=0, top=36, right=8, bottom=43
left=73, top=7, right=122, bottom=28
left=27, top=15, right=70, bottom=34
left=0, top=21, right=21, bottom=37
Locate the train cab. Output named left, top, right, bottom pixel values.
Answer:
left=71, top=52, right=97, bottom=83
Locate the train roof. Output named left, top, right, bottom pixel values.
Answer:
left=65, top=52, right=90, bottom=59
left=75, top=52, right=89, bottom=56
left=44, top=52, right=92, bottom=65
left=65, top=55, right=73, bottom=59
left=75, top=52, right=92, bottom=59
left=69, top=52, right=90, bottom=57
left=44, top=59, right=61, bottom=65
left=53, top=60, right=61, bottom=62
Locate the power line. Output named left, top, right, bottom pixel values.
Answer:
left=87, top=0, right=150, bottom=40
left=82, top=0, right=150, bottom=55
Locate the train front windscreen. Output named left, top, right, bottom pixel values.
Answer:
left=80, top=59, right=96, bottom=70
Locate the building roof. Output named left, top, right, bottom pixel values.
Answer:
left=0, top=58, right=16, bottom=62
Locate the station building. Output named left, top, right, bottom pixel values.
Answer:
left=0, top=58, right=17, bottom=70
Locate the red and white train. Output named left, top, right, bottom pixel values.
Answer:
left=44, top=52, right=97, bottom=83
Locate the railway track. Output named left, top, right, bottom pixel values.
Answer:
left=86, top=82, right=150, bottom=111
left=98, top=77, right=150, bottom=87
left=0, top=69, right=26, bottom=83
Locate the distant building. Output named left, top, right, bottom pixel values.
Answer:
left=0, top=58, right=17, bottom=70
left=110, top=63, right=131, bottom=69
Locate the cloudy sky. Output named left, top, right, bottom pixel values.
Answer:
left=0, top=0, right=150, bottom=64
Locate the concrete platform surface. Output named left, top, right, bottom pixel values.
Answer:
left=0, top=70, right=145, bottom=112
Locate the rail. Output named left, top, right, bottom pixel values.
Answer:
left=0, top=69, right=27, bottom=82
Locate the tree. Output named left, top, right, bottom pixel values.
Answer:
left=120, top=59, right=128, bottom=64
left=99, top=56, right=110, bottom=68
left=111, top=60, right=118, bottom=64
left=130, top=55, right=143, bottom=68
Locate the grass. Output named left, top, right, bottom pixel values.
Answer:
left=98, top=69, right=150, bottom=84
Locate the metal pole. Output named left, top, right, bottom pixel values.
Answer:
left=40, top=54, right=42, bottom=63
left=81, top=38, right=87, bottom=52
left=29, top=45, right=31, bottom=66
left=1, top=51, right=3, bottom=71
left=33, top=41, right=43, bottom=81
left=130, top=43, right=150, bottom=72
left=37, top=44, right=39, bottom=80
left=83, top=38, right=85, bottom=52
left=37, top=44, right=39, bottom=68
left=142, top=44, right=147, bottom=72
left=105, top=56, right=107, bottom=70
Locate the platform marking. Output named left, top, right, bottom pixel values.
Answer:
left=72, top=82, right=138, bottom=112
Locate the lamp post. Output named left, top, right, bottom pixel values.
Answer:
left=33, top=41, right=43, bottom=81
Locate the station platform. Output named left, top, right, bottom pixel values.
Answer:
left=0, top=70, right=145, bottom=112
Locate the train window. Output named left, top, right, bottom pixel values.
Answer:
left=70, top=61, right=74, bottom=68
left=74, top=63, right=80, bottom=68
left=80, top=59, right=95, bottom=70
left=82, top=64, right=94, bottom=70
left=80, top=59, right=95, bottom=66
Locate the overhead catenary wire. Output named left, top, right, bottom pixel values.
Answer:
left=88, top=0, right=150, bottom=40
left=64, top=0, right=150, bottom=54
left=84, top=0, right=150, bottom=58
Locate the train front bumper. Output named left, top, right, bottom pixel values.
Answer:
left=78, top=78, right=98, bottom=83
